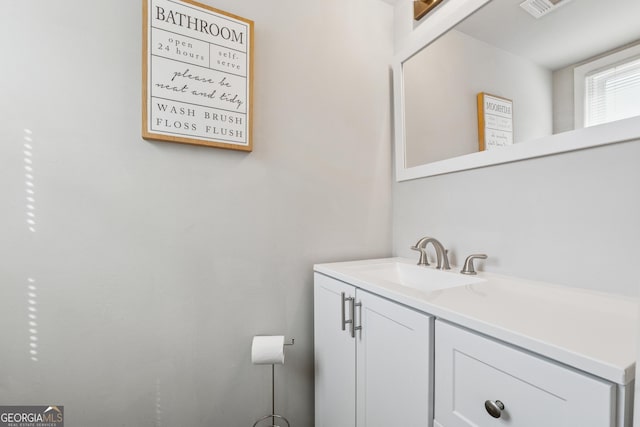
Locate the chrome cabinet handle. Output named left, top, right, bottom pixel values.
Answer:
left=348, top=298, right=355, bottom=337
left=352, top=301, right=362, bottom=338
left=341, top=292, right=354, bottom=332
left=484, top=400, right=505, bottom=418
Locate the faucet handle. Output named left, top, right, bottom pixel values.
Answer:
left=410, top=245, right=430, bottom=266
left=460, top=254, right=487, bottom=275
left=440, top=248, right=451, bottom=270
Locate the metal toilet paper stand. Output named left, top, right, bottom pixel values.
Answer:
left=252, top=339, right=295, bottom=427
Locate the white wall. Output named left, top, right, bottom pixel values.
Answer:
left=0, top=1, right=393, bottom=425
left=393, top=140, right=640, bottom=296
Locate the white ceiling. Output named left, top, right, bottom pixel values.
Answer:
left=455, top=0, right=640, bottom=70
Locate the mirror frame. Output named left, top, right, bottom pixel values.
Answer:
left=392, top=0, right=640, bottom=182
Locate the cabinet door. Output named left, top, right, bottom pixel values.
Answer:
left=434, top=320, right=615, bottom=427
left=356, top=289, right=433, bottom=427
left=314, top=273, right=356, bottom=427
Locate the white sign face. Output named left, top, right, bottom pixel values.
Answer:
left=482, top=94, right=513, bottom=150
left=143, top=0, right=253, bottom=151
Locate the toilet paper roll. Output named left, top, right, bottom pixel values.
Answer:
left=251, top=335, right=285, bottom=365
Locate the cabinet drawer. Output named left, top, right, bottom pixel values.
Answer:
left=434, top=320, right=615, bottom=427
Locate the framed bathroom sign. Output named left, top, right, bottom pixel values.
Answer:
left=477, top=92, right=513, bottom=151
left=142, top=0, right=254, bottom=151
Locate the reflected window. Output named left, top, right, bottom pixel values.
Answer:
left=585, top=56, right=640, bottom=127
left=574, top=43, right=640, bottom=128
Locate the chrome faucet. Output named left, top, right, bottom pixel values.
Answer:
left=410, top=237, right=451, bottom=270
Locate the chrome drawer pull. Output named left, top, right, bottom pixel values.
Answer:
left=484, top=400, right=505, bottom=418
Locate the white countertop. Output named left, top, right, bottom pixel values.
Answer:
left=314, top=257, right=638, bottom=385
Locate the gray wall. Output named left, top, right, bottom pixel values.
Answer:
left=0, top=1, right=393, bottom=425
left=553, top=66, right=576, bottom=134
left=393, top=139, right=640, bottom=296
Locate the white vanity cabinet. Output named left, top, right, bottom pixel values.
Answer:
left=314, top=273, right=433, bottom=427
left=434, top=320, right=617, bottom=427
left=314, top=258, right=635, bottom=427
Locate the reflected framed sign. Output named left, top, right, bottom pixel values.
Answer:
left=477, top=92, right=513, bottom=151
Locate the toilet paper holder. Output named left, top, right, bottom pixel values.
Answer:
left=252, top=338, right=294, bottom=427
left=252, top=414, right=290, bottom=427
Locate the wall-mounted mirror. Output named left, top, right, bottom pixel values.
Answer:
left=393, top=0, right=640, bottom=181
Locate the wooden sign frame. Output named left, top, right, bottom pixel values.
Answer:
left=142, top=0, right=254, bottom=151
left=477, top=92, right=513, bottom=151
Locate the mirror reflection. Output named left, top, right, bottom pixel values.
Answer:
left=403, top=0, right=640, bottom=168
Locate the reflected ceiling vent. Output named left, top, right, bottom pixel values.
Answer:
left=519, top=0, right=573, bottom=18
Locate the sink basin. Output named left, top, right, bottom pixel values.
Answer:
left=349, top=261, right=485, bottom=292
